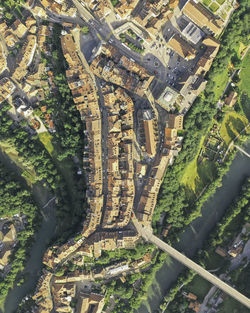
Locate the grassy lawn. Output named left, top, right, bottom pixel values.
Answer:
left=204, top=250, right=226, bottom=270
left=182, top=158, right=217, bottom=196
left=181, top=134, right=205, bottom=195
left=38, top=132, right=54, bottom=155
left=221, top=12, right=227, bottom=20
left=181, top=135, right=217, bottom=196
left=181, top=157, right=199, bottom=192
left=220, top=111, right=249, bottom=144
left=210, top=2, right=220, bottom=12
left=237, top=42, right=247, bottom=58
left=239, top=51, right=250, bottom=96
left=217, top=0, right=225, bottom=4
left=213, top=68, right=229, bottom=99
left=111, top=0, right=119, bottom=6
left=0, top=141, right=37, bottom=185
left=186, top=275, right=212, bottom=300
left=203, top=0, right=212, bottom=6
left=217, top=296, right=250, bottom=313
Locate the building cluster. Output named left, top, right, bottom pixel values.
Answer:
left=159, top=1, right=223, bottom=110
left=82, top=0, right=113, bottom=19
left=90, top=44, right=154, bottom=97
left=76, top=292, right=105, bottom=313
left=0, top=12, right=54, bottom=103
left=33, top=268, right=106, bottom=313
left=43, top=237, right=85, bottom=268
left=113, top=0, right=140, bottom=19
left=32, top=271, right=54, bottom=313
left=87, top=229, right=139, bottom=258
left=0, top=77, right=16, bottom=104
left=12, top=34, right=37, bottom=82
left=134, top=0, right=179, bottom=36
left=40, top=0, right=77, bottom=17
left=176, top=35, right=220, bottom=106
left=215, top=223, right=248, bottom=259
left=52, top=282, right=76, bottom=313
left=164, top=113, right=183, bottom=163
left=102, top=86, right=135, bottom=228
left=35, top=248, right=152, bottom=312
left=183, top=292, right=200, bottom=313
left=0, top=18, right=28, bottom=49
left=37, top=24, right=52, bottom=54
left=0, top=223, right=17, bottom=270
left=0, top=15, right=42, bottom=99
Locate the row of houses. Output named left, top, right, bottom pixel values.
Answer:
left=101, top=86, right=135, bottom=229
left=61, top=33, right=104, bottom=241
left=0, top=42, right=7, bottom=75
left=40, top=0, right=77, bottom=17
left=0, top=77, right=16, bottom=104
left=136, top=114, right=183, bottom=225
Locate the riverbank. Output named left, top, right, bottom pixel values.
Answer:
left=159, top=177, right=250, bottom=313
left=0, top=148, right=57, bottom=313
left=136, top=140, right=250, bottom=313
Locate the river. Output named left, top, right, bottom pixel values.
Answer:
left=136, top=141, right=250, bottom=313
left=1, top=142, right=250, bottom=313
left=0, top=150, right=57, bottom=313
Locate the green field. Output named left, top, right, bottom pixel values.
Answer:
left=181, top=136, right=204, bottom=193
left=205, top=250, right=227, bottom=270
left=213, top=68, right=229, bottom=99
left=186, top=275, right=212, bottom=300
left=217, top=296, right=250, bottom=313
left=203, top=0, right=212, bottom=6
left=220, top=111, right=249, bottom=144
left=0, top=141, right=37, bottom=185
left=210, top=2, right=220, bottom=12
left=217, top=0, right=226, bottom=4
left=182, top=158, right=217, bottom=196
left=38, top=132, right=54, bottom=155
left=239, top=51, right=250, bottom=97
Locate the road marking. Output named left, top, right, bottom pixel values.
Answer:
left=154, top=76, right=164, bottom=84
left=97, top=32, right=103, bottom=40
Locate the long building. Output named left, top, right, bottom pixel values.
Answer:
left=182, top=0, right=223, bottom=36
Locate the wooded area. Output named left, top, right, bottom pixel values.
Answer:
left=0, top=160, right=39, bottom=303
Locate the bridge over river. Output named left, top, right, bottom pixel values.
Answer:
left=132, top=218, right=250, bottom=309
